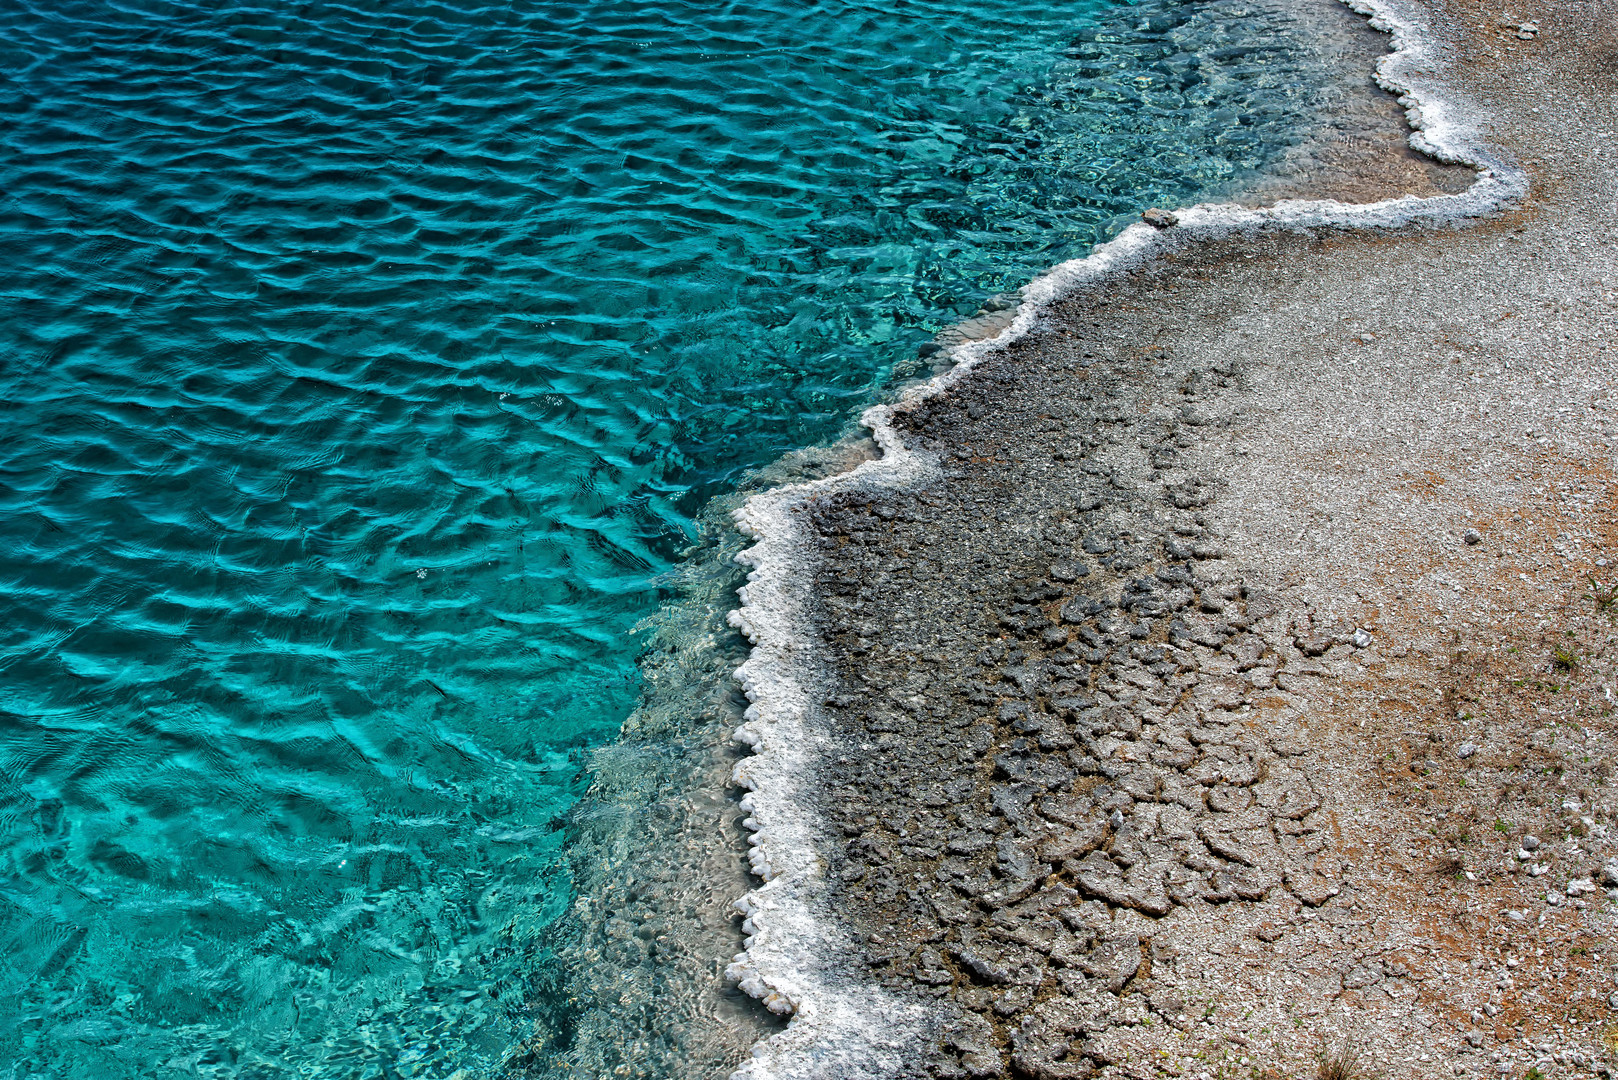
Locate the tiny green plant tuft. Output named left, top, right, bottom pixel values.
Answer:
left=1317, top=1039, right=1366, bottom=1080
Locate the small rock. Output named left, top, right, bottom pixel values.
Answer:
left=1351, top=627, right=1372, bottom=649
left=1522, top=835, right=1540, bottom=852
left=1295, top=634, right=1331, bottom=657
left=1610, top=992, right=1618, bottom=1011
left=1600, top=863, right=1618, bottom=887
left=954, top=948, right=1012, bottom=985
left=1456, top=742, right=1478, bottom=759
left=1049, top=561, right=1089, bottom=583
left=1502, top=909, right=1525, bottom=923
left=1546, top=891, right=1563, bottom=906
left=1141, top=207, right=1179, bottom=228
left=1464, top=528, right=1482, bottom=545
left=1467, top=1030, right=1485, bottom=1048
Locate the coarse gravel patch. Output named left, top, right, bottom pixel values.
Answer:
left=725, top=0, right=1618, bottom=1077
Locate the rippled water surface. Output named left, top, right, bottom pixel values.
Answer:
left=0, top=0, right=1371, bottom=1074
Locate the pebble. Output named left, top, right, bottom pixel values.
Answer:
left=1350, top=627, right=1372, bottom=648
left=1456, top=742, right=1478, bottom=759
left=1141, top=207, right=1178, bottom=228
left=1464, top=528, right=1482, bottom=545
left=1546, top=891, right=1563, bottom=906
left=1522, top=835, right=1541, bottom=852
left=1296, top=634, right=1331, bottom=656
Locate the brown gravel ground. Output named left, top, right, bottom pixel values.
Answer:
left=774, top=1, right=1618, bottom=1078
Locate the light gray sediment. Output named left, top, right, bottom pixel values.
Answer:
left=728, top=0, right=1618, bottom=1076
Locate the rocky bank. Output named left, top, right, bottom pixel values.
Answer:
left=727, top=1, right=1618, bottom=1077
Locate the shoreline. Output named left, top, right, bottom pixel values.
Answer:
left=722, top=0, right=1617, bottom=1074
left=522, top=1, right=1451, bottom=1073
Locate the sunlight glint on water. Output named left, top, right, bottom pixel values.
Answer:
left=0, top=0, right=1355, bottom=1073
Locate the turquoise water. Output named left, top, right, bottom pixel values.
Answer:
left=0, top=0, right=1355, bottom=1074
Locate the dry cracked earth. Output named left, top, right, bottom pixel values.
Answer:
left=783, top=4, right=1618, bottom=1075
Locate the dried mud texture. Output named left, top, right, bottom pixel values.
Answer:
left=765, top=1, right=1618, bottom=1077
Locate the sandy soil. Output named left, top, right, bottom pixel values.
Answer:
left=725, top=0, right=1618, bottom=1077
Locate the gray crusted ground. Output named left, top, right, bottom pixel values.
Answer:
left=788, top=3, right=1618, bottom=1077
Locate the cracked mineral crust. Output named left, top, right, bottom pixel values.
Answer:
left=759, top=1, right=1618, bottom=1076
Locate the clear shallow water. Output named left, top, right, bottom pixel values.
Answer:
left=0, top=0, right=1369, bottom=1074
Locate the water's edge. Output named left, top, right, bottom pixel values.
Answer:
left=722, top=1, right=1527, bottom=1077
left=518, top=438, right=880, bottom=1077
left=513, top=1, right=1433, bottom=1072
